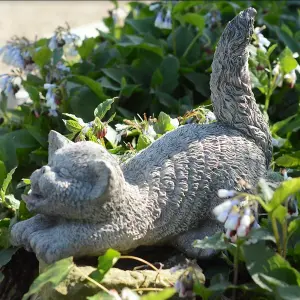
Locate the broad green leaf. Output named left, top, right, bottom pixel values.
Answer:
left=141, top=288, right=176, bottom=300
left=178, top=13, right=205, bottom=32
left=151, top=69, right=164, bottom=88
left=22, top=85, right=40, bottom=104
left=172, top=1, right=204, bottom=14
left=193, top=232, right=228, bottom=250
left=267, top=178, right=300, bottom=211
left=155, top=92, right=178, bottom=109
left=25, top=125, right=48, bottom=148
left=276, top=27, right=300, bottom=54
left=102, top=68, right=124, bottom=84
left=0, top=247, right=18, bottom=268
left=247, top=227, right=276, bottom=244
left=22, top=257, right=74, bottom=300
left=279, top=47, right=298, bottom=74
left=91, top=248, right=120, bottom=282
left=137, top=134, right=152, bottom=151
left=78, top=37, right=96, bottom=59
left=63, top=120, right=83, bottom=133
left=276, top=285, right=300, bottom=300
left=184, top=73, right=210, bottom=97
left=32, top=46, right=52, bottom=68
left=69, top=75, right=107, bottom=101
left=94, top=98, right=116, bottom=120
left=243, top=242, right=300, bottom=290
left=275, top=152, right=300, bottom=168
left=271, top=205, right=287, bottom=224
left=154, top=112, right=177, bottom=134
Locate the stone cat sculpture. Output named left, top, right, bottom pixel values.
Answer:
left=10, top=7, right=272, bottom=264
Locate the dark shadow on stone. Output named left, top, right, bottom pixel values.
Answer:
left=0, top=248, right=39, bottom=300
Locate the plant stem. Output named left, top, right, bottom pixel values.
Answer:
left=120, top=255, right=160, bottom=272
left=232, top=242, right=240, bottom=300
left=74, top=266, right=111, bottom=294
left=271, top=215, right=282, bottom=255
left=132, top=287, right=164, bottom=292
left=182, top=31, right=202, bottom=60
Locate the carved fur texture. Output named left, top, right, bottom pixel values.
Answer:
left=10, top=8, right=272, bottom=264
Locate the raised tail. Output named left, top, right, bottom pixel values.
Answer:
left=210, top=7, right=272, bottom=166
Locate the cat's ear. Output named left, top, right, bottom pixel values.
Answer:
left=48, top=130, right=73, bottom=161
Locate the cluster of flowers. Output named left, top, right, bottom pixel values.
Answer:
left=150, top=2, right=172, bottom=30
left=252, top=26, right=300, bottom=89
left=0, top=37, right=35, bottom=71
left=213, top=189, right=259, bottom=242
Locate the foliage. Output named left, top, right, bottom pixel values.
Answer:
left=1, top=0, right=300, bottom=299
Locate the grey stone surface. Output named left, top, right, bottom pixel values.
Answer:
left=10, top=8, right=272, bottom=264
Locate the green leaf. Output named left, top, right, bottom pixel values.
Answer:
left=137, top=134, right=152, bottom=151
left=25, top=125, right=48, bottom=148
left=158, top=55, right=180, bottom=94
left=117, top=35, right=164, bottom=57
left=184, top=72, right=210, bottom=97
left=193, top=232, right=228, bottom=250
left=243, top=242, right=300, bottom=290
left=0, top=218, right=10, bottom=228
left=267, top=178, right=300, bottom=211
left=52, top=47, right=64, bottom=65
left=271, top=205, right=288, bottom=224
left=141, top=288, right=176, bottom=300
left=22, top=257, right=74, bottom=300
left=78, top=37, right=96, bottom=59
left=151, top=69, right=164, bottom=88
left=22, top=85, right=40, bottom=104
left=279, top=47, right=298, bottom=74
left=267, top=44, right=278, bottom=58
left=94, top=98, right=116, bottom=120
left=69, top=75, right=107, bottom=101
left=91, top=249, right=120, bottom=282
left=276, top=152, right=300, bottom=168
left=63, top=120, right=83, bottom=133
left=102, top=68, right=124, bottom=84
left=0, top=247, right=18, bottom=268
left=276, top=285, right=300, bottom=300
left=172, top=1, right=204, bottom=14
left=288, top=219, right=300, bottom=238
left=5, top=194, right=20, bottom=210
left=276, top=27, right=300, bottom=54
left=0, top=160, right=6, bottom=187
left=32, top=46, right=52, bottom=68
left=154, top=112, right=178, bottom=134
left=247, top=227, right=276, bottom=244
left=1, top=167, right=17, bottom=197
left=177, top=13, right=205, bottom=32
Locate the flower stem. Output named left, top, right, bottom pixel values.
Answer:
left=182, top=31, right=202, bottom=60
left=271, top=215, right=282, bottom=255
left=232, top=242, right=240, bottom=300
left=120, top=255, right=160, bottom=272
left=74, top=266, right=111, bottom=294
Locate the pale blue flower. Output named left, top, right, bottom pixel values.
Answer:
left=154, top=11, right=164, bottom=28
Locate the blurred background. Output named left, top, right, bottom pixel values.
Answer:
left=0, top=1, right=128, bottom=73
